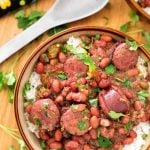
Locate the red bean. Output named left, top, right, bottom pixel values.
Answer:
left=65, top=140, right=79, bottom=150
left=113, top=143, right=122, bottom=150
left=108, top=128, right=115, bottom=139
left=99, top=57, right=110, bottom=69
left=61, top=87, right=70, bottom=97
left=52, top=79, right=61, bottom=93
left=49, top=142, right=62, bottom=149
left=84, top=144, right=91, bottom=150
left=100, top=127, right=108, bottom=137
left=39, top=129, right=49, bottom=140
left=99, top=78, right=111, bottom=88
left=89, top=80, right=98, bottom=87
left=139, top=81, right=149, bottom=89
left=54, top=129, right=63, bottom=141
left=101, top=35, right=112, bottom=42
left=47, top=138, right=55, bottom=146
left=90, top=107, right=100, bottom=117
left=90, top=116, right=99, bottom=129
left=50, top=59, right=58, bottom=65
left=100, top=118, right=111, bottom=127
left=72, top=136, right=84, bottom=144
left=123, top=137, right=133, bottom=145
left=43, top=90, right=51, bottom=98
left=71, top=92, right=87, bottom=102
left=78, top=78, right=86, bottom=84
left=121, top=116, right=130, bottom=124
left=80, top=35, right=91, bottom=45
left=101, top=72, right=107, bottom=79
left=134, top=101, right=142, bottom=111
left=66, top=92, right=73, bottom=101
left=77, top=104, right=86, bottom=111
left=70, top=82, right=78, bottom=91
left=127, top=68, right=139, bottom=77
left=129, top=130, right=137, bottom=139
left=58, top=52, right=66, bottom=63
left=94, top=40, right=107, bottom=48
left=36, top=62, right=44, bottom=74
left=55, top=95, right=64, bottom=103
left=80, top=89, right=89, bottom=96
left=89, top=129, right=97, bottom=139
left=83, top=133, right=91, bottom=141
left=25, top=104, right=32, bottom=114
left=118, top=128, right=127, bottom=135
left=124, top=89, right=135, bottom=99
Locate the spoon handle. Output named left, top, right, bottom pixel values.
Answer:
left=0, top=16, right=58, bottom=64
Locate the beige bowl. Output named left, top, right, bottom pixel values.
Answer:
left=14, top=26, right=150, bottom=150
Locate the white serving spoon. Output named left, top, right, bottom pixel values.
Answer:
left=0, top=0, right=108, bottom=63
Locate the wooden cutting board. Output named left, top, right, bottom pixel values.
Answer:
left=0, top=0, right=149, bottom=149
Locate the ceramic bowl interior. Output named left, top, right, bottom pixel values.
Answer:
left=14, top=26, right=150, bottom=150
left=127, top=0, right=150, bottom=21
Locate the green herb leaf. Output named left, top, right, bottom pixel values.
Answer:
left=57, top=72, right=68, bottom=80
left=8, top=89, right=14, bottom=104
left=137, top=90, right=149, bottom=100
left=89, top=98, right=98, bottom=107
left=98, top=136, right=112, bottom=148
left=129, top=11, right=140, bottom=25
left=142, top=134, right=148, bottom=140
left=120, top=21, right=130, bottom=32
left=104, top=64, right=116, bottom=74
left=5, top=71, right=16, bottom=88
left=124, top=121, right=133, bottom=131
left=93, top=87, right=101, bottom=92
left=77, top=121, right=86, bottom=130
left=18, top=139, right=27, bottom=150
left=115, top=78, right=131, bottom=88
left=143, top=43, right=150, bottom=52
left=109, top=111, right=125, bottom=120
left=15, top=10, right=44, bottom=30
left=23, top=82, right=31, bottom=97
left=40, top=140, right=46, bottom=150
left=0, top=72, right=6, bottom=91
left=48, top=25, right=67, bottom=36
left=125, top=39, right=138, bottom=51
left=95, top=34, right=100, bottom=40
left=35, top=118, right=42, bottom=127
left=8, top=145, right=16, bottom=150
left=142, top=31, right=150, bottom=42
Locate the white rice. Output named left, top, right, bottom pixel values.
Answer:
left=24, top=112, right=40, bottom=138
left=137, top=56, right=148, bottom=78
left=25, top=71, right=41, bottom=101
left=67, top=36, right=82, bottom=48
left=123, top=122, right=150, bottom=150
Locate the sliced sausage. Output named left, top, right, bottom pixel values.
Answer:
left=61, top=104, right=90, bottom=136
left=112, top=43, right=138, bottom=70
left=98, top=85, right=129, bottom=114
left=30, top=99, right=60, bottom=131
left=64, top=56, right=88, bottom=77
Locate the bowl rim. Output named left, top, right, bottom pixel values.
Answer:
left=14, top=26, right=150, bottom=150
left=126, top=0, right=150, bottom=21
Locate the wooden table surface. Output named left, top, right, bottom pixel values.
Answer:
left=0, top=0, right=149, bottom=149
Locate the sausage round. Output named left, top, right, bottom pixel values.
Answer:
left=112, top=43, right=138, bottom=70
left=98, top=85, right=129, bottom=114
left=64, top=56, right=88, bottom=77
left=61, top=104, right=90, bottom=136
left=30, top=99, right=60, bottom=131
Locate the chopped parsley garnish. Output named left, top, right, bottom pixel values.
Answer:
left=142, top=134, right=148, bottom=140
left=129, top=11, right=140, bottom=25
left=0, top=72, right=6, bottom=91
left=77, top=121, right=86, bottom=130
left=98, top=136, right=112, bottom=148
left=124, top=121, right=133, bottom=131
left=57, top=72, right=68, bottom=80
left=35, top=118, right=42, bottom=127
left=5, top=71, right=16, bottom=88
left=89, top=98, right=98, bottom=107
left=8, top=145, right=16, bottom=150
left=95, top=34, right=100, bottom=40
left=137, top=90, right=149, bottom=101
left=15, top=10, right=44, bottom=30
left=125, top=39, right=138, bottom=51
left=93, top=87, right=101, bottom=92
left=120, top=22, right=130, bottom=32
left=42, top=102, right=49, bottom=109
left=40, top=140, right=46, bottom=150
left=104, top=64, right=116, bottom=74
left=23, top=82, right=31, bottom=97
left=109, top=111, right=125, bottom=120
left=115, top=78, right=131, bottom=88
left=48, top=25, right=67, bottom=36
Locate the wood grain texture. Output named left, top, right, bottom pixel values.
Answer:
left=0, top=0, right=149, bottom=149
